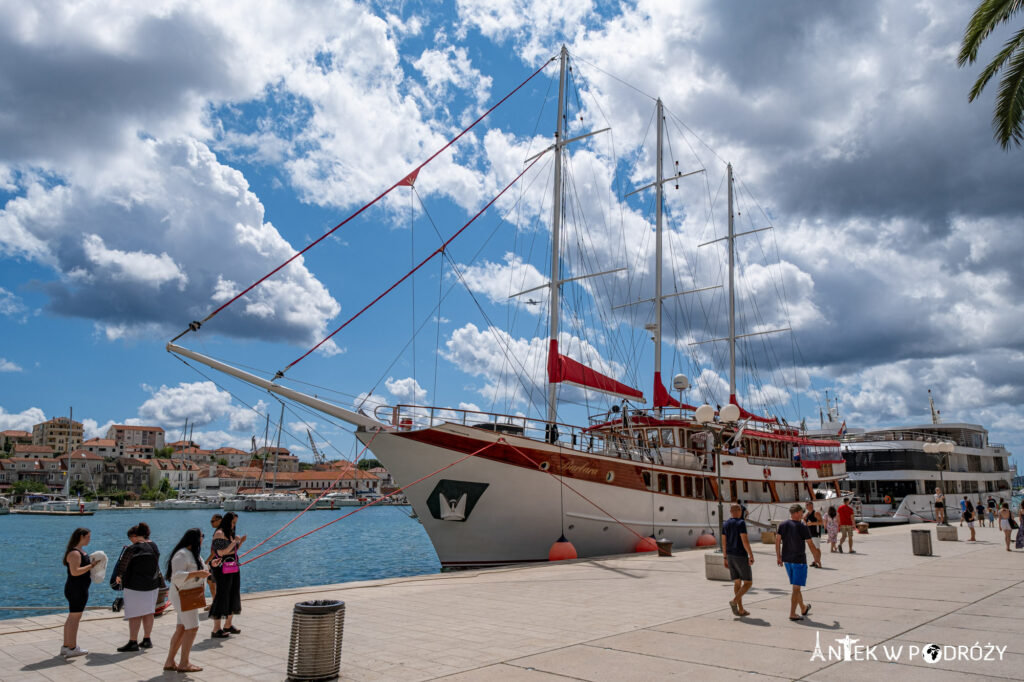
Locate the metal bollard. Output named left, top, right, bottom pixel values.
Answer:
left=287, top=600, right=345, bottom=681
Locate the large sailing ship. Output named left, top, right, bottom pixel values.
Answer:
left=168, top=47, right=845, bottom=567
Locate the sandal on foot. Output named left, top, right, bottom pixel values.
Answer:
left=177, top=664, right=203, bottom=672
left=729, top=601, right=740, bottom=616
left=789, top=615, right=804, bottom=621
left=802, top=603, right=812, bottom=616
left=738, top=609, right=751, bottom=617
left=163, top=665, right=177, bottom=671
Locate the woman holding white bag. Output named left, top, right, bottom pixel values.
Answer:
left=162, top=528, right=210, bottom=673
left=61, top=527, right=92, bottom=658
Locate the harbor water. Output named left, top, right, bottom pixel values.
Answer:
left=0, top=506, right=438, bottom=620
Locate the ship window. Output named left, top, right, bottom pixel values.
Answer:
left=729, top=480, right=738, bottom=501
left=684, top=476, right=693, bottom=497
left=705, top=478, right=717, bottom=501
left=657, top=473, right=668, bottom=493
left=762, top=481, right=769, bottom=493
left=642, top=471, right=652, bottom=489
left=647, top=429, right=660, bottom=446
left=671, top=475, right=681, bottom=495
left=695, top=477, right=705, bottom=500
left=661, top=429, right=675, bottom=447
left=742, top=480, right=749, bottom=493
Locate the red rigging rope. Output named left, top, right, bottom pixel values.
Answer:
left=170, top=55, right=556, bottom=344
left=278, top=152, right=547, bottom=376
left=238, top=429, right=381, bottom=559
left=501, top=440, right=648, bottom=543
left=239, top=438, right=501, bottom=566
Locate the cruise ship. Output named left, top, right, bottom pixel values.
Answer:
left=833, top=396, right=1015, bottom=524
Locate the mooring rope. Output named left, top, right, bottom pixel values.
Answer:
left=170, top=55, right=556, bottom=344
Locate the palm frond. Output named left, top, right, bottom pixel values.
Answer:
left=959, top=0, right=1024, bottom=66
left=993, top=43, right=1024, bottom=147
left=969, top=27, right=1024, bottom=101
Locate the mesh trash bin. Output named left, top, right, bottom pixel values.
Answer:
left=911, top=529, right=932, bottom=556
left=287, top=600, right=345, bottom=681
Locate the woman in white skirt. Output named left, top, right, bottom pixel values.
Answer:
left=113, top=522, right=162, bottom=652
left=163, top=528, right=210, bottom=673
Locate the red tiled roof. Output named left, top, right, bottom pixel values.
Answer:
left=83, top=438, right=116, bottom=447
left=0, top=430, right=31, bottom=437
left=68, top=450, right=105, bottom=460
left=13, top=444, right=54, bottom=454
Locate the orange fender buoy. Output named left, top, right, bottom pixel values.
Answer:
left=549, top=535, right=578, bottom=561
left=695, top=533, right=717, bottom=547
left=635, top=536, right=658, bottom=553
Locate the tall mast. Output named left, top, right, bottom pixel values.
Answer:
left=653, top=99, right=665, bottom=416
left=727, top=163, right=737, bottom=398
left=272, top=402, right=284, bottom=490
left=546, top=45, right=568, bottom=426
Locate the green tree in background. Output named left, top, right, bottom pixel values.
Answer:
left=357, top=458, right=382, bottom=470
left=12, top=480, right=48, bottom=498
left=959, top=0, right=1024, bottom=148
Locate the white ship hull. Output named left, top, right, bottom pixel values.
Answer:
left=153, top=498, right=222, bottom=510
left=222, top=494, right=309, bottom=512
left=360, top=423, right=837, bottom=567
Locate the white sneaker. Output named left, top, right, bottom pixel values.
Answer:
left=60, top=646, right=71, bottom=657
left=65, top=646, right=88, bottom=658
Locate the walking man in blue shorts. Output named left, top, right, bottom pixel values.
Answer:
left=722, top=503, right=754, bottom=616
left=776, top=503, right=821, bottom=621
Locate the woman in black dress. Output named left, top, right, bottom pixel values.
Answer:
left=62, top=527, right=92, bottom=658
left=209, top=512, right=246, bottom=638
left=113, top=522, right=161, bottom=652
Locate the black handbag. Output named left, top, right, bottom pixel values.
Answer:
left=111, top=597, right=124, bottom=612
left=110, top=545, right=129, bottom=591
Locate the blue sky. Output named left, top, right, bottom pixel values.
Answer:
left=1, top=1, right=1022, bottom=471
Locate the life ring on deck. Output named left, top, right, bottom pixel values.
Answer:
left=883, top=495, right=892, bottom=504
left=763, top=467, right=771, bottom=478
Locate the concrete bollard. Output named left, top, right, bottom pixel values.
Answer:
left=704, top=551, right=732, bottom=581
left=936, top=525, right=959, bottom=541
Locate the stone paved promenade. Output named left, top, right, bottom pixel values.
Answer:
left=2, top=523, right=1021, bottom=681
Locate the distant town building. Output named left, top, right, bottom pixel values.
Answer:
left=0, top=429, right=33, bottom=452
left=13, top=443, right=56, bottom=459
left=81, top=438, right=121, bottom=458
left=101, top=458, right=149, bottom=496
left=213, top=447, right=254, bottom=468
left=64, top=450, right=105, bottom=486
left=106, top=424, right=165, bottom=457
left=4, top=457, right=64, bottom=491
left=139, top=458, right=201, bottom=491
left=32, top=416, right=83, bottom=454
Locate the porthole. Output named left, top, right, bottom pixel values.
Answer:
left=606, top=471, right=615, bottom=482
left=657, top=529, right=664, bottom=536
left=688, top=529, right=694, bottom=536
left=539, top=461, right=550, bottom=471
left=658, top=506, right=664, bottom=512
left=568, top=524, right=575, bottom=530
left=603, top=526, right=609, bottom=531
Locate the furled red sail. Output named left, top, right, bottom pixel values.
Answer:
left=653, top=371, right=696, bottom=410
left=548, top=340, right=644, bottom=401
left=729, top=394, right=778, bottom=424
